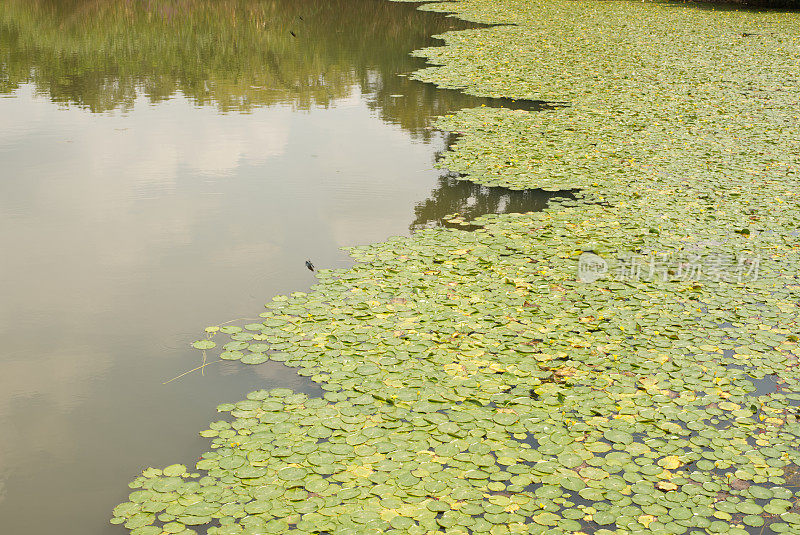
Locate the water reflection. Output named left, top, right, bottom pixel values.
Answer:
left=0, top=0, right=465, bottom=116
left=411, top=171, right=575, bottom=232
left=0, top=0, right=561, bottom=137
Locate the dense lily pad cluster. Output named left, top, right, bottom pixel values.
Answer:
left=408, top=0, right=800, bottom=192
left=113, top=0, right=800, bottom=533
left=114, top=203, right=800, bottom=534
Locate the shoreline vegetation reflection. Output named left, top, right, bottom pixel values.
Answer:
left=0, top=0, right=558, bottom=138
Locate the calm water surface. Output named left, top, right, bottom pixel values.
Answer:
left=0, top=0, right=557, bottom=532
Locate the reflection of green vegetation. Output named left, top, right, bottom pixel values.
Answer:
left=0, top=0, right=483, bottom=135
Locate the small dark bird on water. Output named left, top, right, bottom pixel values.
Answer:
left=305, top=259, right=315, bottom=271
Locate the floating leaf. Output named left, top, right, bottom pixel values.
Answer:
left=162, top=464, right=186, bottom=477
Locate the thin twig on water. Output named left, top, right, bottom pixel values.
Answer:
left=163, top=359, right=222, bottom=384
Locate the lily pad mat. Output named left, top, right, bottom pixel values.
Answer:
left=410, top=0, right=799, bottom=192
left=112, top=0, right=800, bottom=533
left=114, top=201, right=800, bottom=534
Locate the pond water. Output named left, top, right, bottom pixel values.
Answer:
left=0, top=0, right=564, bottom=532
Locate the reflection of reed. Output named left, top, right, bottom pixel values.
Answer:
left=0, top=0, right=489, bottom=138
left=264, top=49, right=298, bottom=94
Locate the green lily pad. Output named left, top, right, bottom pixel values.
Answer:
left=163, top=464, right=187, bottom=477
left=277, top=467, right=307, bottom=481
